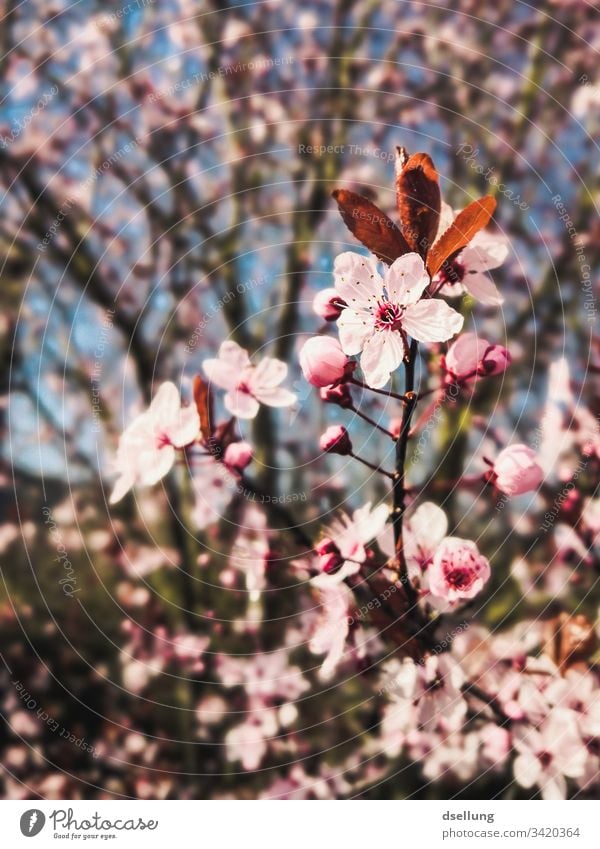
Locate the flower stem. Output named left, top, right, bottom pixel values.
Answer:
left=392, top=339, right=419, bottom=607
left=350, top=405, right=396, bottom=439
left=350, top=377, right=407, bottom=402
left=349, top=451, right=395, bottom=480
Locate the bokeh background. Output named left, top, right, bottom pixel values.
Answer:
left=1, top=0, right=599, bottom=799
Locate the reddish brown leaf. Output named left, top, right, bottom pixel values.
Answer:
left=427, top=195, right=497, bottom=278
left=332, top=188, right=411, bottom=265
left=395, top=150, right=441, bottom=258
left=193, top=375, right=213, bottom=439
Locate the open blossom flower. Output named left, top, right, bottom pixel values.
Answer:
left=299, top=336, right=349, bottom=387
left=428, top=537, right=491, bottom=603
left=513, top=709, right=587, bottom=800
left=492, top=444, right=544, bottom=495
left=312, top=502, right=389, bottom=587
left=379, top=502, right=490, bottom=603
left=444, top=332, right=510, bottom=384
left=110, top=382, right=200, bottom=504
left=334, top=251, right=464, bottom=389
left=434, top=203, right=508, bottom=305
left=202, top=341, right=296, bottom=419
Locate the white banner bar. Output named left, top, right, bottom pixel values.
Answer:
left=0, top=799, right=597, bottom=848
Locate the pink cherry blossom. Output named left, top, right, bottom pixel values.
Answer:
left=319, top=424, right=352, bottom=455
left=109, top=382, right=200, bottom=504
left=334, top=251, right=464, bottom=388
left=428, top=537, right=491, bottom=603
left=313, top=287, right=346, bottom=321
left=492, top=444, right=544, bottom=495
left=312, top=502, right=389, bottom=586
left=299, top=335, right=349, bottom=387
left=202, top=341, right=296, bottom=419
left=513, top=709, right=587, bottom=799
left=434, top=202, right=508, bottom=305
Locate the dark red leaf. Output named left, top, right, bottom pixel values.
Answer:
left=332, top=188, right=411, bottom=265
left=427, top=196, right=497, bottom=278
left=395, top=150, right=441, bottom=258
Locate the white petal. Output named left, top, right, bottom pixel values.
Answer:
left=360, top=331, right=404, bottom=389
left=219, top=340, right=251, bottom=369
left=384, top=252, right=429, bottom=305
left=252, top=356, right=288, bottom=389
left=224, top=390, right=260, bottom=419
left=333, top=251, right=383, bottom=307
left=253, top=387, right=296, bottom=408
left=138, top=445, right=176, bottom=486
left=402, top=300, right=464, bottom=343
left=109, top=473, right=135, bottom=504
left=408, top=502, right=448, bottom=546
left=167, top=405, right=201, bottom=447
left=353, top=502, right=390, bottom=544
left=149, top=382, right=181, bottom=421
left=463, top=271, right=504, bottom=305
left=337, top=308, right=374, bottom=355
left=513, top=752, right=541, bottom=789
left=462, top=232, right=508, bottom=272
left=202, top=358, right=239, bottom=391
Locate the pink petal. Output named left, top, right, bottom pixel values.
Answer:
left=360, top=331, right=404, bottom=388
left=333, top=251, right=382, bottom=305
left=337, top=308, right=374, bottom=355
left=224, top=389, right=260, bottom=419
left=402, top=299, right=464, bottom=343
left=384, top=252, right=429, bottom=305
left=463, top=271, right=504, bottom=305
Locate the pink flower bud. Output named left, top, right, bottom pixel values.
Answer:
left=224, top=441, right=252, bottom=471
left=320, top=383, right=353, bottom=408
left=492, top=444, right=544, bottom=495
left=444, top=333, right=483, bottom=381
left=313, top=287, right=346, bottom=321
left=444, top=333, right=511, bottom=383
left=428, top=537, right=491, bottom=602
left=300, top=336, right=349, bottom=387
left=319, top=425, right=352, bottom=455
left=479, top=344, right=511, bottom=377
